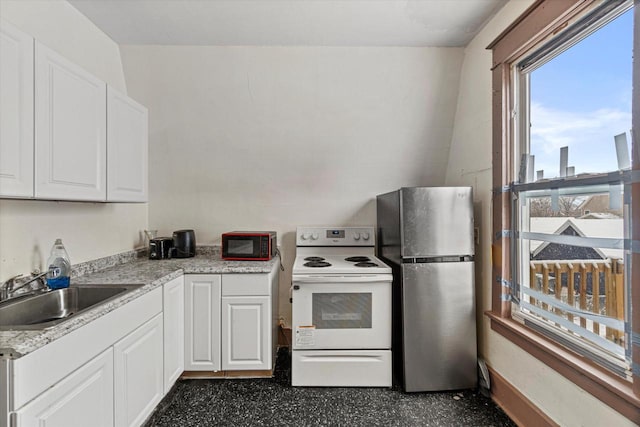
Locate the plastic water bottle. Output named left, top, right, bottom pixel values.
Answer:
left=46, top=238, right=71, bottom=289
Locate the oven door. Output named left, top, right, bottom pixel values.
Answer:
left=291, top=275, right=392, bottom=350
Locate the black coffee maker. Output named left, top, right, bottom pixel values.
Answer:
left=172, top=229, right=196, bottom=258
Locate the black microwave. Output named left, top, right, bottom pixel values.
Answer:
left=221, top=231, right=277, bottom=260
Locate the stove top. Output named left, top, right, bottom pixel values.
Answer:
left=293, top=254, right=391, bottom=275
left=293, top=226, right=391, bottom=275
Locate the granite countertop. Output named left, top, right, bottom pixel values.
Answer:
left=0, top=246, right=279, bottom=360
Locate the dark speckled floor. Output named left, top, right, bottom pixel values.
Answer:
left=145, top=349, right=515, bottom=427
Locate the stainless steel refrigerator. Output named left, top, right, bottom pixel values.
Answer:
left=376, top=187, right=477, bottom=392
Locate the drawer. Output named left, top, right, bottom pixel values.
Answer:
left=292, top=350, right=391, bottom=387
left=222, top=274, right=269, bottom=296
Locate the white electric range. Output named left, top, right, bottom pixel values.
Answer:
left=291, top=226, right=392, bottom=387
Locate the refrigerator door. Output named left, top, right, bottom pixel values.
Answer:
left=377, top=190, right=402, bottom=264
left=401, top=261, right=477, bottom=392
left=400, top=187, right=474, bottom=257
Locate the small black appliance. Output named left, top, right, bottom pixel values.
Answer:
left=172, top=229, right=196, bottom=258
left=149, top=237, right=174, bottom=260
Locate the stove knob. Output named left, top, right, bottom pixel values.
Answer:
left=300, top=233, right=309, bottom=240
left=311, top=233, right=319, bottom=240
left=362, top=232, right=370, bottom=241
left=353, top=233, right=361, bottom=240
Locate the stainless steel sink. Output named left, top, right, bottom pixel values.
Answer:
left=0, top=284, right=143, bottom=330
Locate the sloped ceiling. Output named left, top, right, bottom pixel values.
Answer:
left=69, top=0, right=506, bottom=47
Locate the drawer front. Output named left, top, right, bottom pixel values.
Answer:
left=222, top=274, right=269, bottom=296
left=292, top=350, right=391, bottom=387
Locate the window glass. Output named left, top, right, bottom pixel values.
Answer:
left=518, top=189, right=626, bottom=363
left=529, top=9, right=632, bottom=179
left=513, top=4, right=633, bottom=374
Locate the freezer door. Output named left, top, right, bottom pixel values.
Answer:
left=400, top=187, right=474, bottom=257
left=401, top=261, right=477, bottom=392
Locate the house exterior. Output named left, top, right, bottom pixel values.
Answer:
left=578, top=194, right=624, bottom=217
left=530, top=218, right=623, bottom=261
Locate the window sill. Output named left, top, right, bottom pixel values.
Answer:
left=486, top=311, right=640, bottom=423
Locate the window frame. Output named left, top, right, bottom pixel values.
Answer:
left=487, top=0, right=640, bottom=421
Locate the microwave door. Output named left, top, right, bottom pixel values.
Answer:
left=228, top=239, right=255, bottom=257
left=223, top=236, right=259, bottom=259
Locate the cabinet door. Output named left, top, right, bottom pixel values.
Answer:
left=35, top=42, right=106, bottom=201
left=114, top=313, right=163, bottom=427
left=184, top=274, right=221, bottom=371
left=0, top=20, right=34, bottom=198
left=13, top=348, right=113, bottom=427
left=107, top=86, right=148, bottom=202
left=163, top=276, right=184, bottom=393
left=221, top=296, right=270, bottom=371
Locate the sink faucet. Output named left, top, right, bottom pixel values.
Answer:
left=0, top=271, right=49, bottom=302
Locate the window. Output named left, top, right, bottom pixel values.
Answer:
left=513, top=4, right=633, bottom=377
left=488, top=0, right=639, bottom=421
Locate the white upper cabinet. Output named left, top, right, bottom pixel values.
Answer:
left=34, top=41, right=106, bottom=201
left=0, top=20, right=34, bottom=198
left=107, top=86, right=148, bottom=202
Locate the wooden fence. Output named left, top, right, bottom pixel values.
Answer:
left=529, top=259, right=624, bottom=346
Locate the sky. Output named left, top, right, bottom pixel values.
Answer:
left=529, top=7, right=633, bottom=178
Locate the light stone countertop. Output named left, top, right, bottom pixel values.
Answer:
left=0, top=247, right=279, bottom=359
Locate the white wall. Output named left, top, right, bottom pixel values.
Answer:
left=120, top=45, right=463, bottom=323
left=0, top=1, right=147, bottom=278
left=445, top=0, right=634, bottom=425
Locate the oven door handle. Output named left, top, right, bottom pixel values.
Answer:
left=292, top=276, right=392, bottom=284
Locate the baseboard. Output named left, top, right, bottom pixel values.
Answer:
left=181, top=369, right=273, bottom=379
left=488, top=366, right=559, bottom=427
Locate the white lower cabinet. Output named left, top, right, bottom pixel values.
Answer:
left=184, top=274, right=221, bottom=371
left=13, top=348, right=114, bottom=427
left=163, top=276, right=184, bottom=393
left=185, top=266, right=279, bottom=373
left=221, top=297, right=269, bottom=370
left=7, top=265, right=280, bottom=427
left=114, top=313, right=164, bottom=427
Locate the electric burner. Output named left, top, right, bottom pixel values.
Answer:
left=305, top=256, right=326, bottom=262
left=345, top=256, right=371, bottom=263
left=304, top=261, right=332, bottom=268
left=355, top=262, right=379, bottom=267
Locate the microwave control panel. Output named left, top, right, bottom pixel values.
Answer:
left=260, top=235, right=271, bottom=255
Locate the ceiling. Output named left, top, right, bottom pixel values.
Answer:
left=69, top=0, right=507, bottom=47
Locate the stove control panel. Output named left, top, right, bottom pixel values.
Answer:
left=296, top=226, right=375, bottom=246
